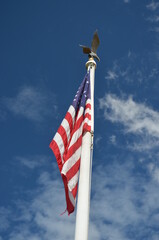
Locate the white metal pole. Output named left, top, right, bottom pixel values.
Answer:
left=74, top=58, right=96, bottom=240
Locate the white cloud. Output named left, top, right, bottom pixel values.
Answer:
left=91, top=162, right=140, bottom=226
left=123, top=0, right=130, bottom=3
left=1, top=157, right=159, bottom=240
left=8, top=172, right=75, bottom=240
left=99, top=94, right=159, bottom=139
left=109, top=135, right=116, bottom=144
left=105, top=52, right=159, bottom=89
left=128, top=50, right=132, bottom=57
left=154, top=26, right=159, bottom=31
left=130, top=136, right=159, bottom=152
left=153, top=167, right=159, bottom=182
left=95, top=136, right=102, bottom=146
left=99, top=94, right=159, bottom=152
left=149, top=68, right=158, bottom=78
left=146, top=1, right=159, bottom=11
left=6, top=170, right=100, bottom=240
left=90, top=160, right=159, bottom=239
left=148, top=163, right=159, bottom=183
left=149, top=26, right=159, bottom=32
left=104, top=55, right=145, bottom=85
left=3, top=86, right=57, bottom=122
left=105, top=70, right=118, bottom=80
left=147, top=15, right=159, bottom=22
left=16, top=155, right=51, bottom=169
left=0, top=207, right=11, bottom=232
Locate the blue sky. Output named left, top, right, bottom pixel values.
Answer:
left=1, top=0, right=159, bottom=239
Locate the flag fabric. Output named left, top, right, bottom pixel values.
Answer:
left=49, top=71, right=91, bottom=214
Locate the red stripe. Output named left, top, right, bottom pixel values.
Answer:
left=72, top=115, right=83, bottom=134
left=64, top=112, right=90, bottom=162
left=64, top=113, right=83, bottom=150
left=64, top=115, right=83, bottom=152
left=85, top=103, right=91, bottom=110
left=62, top=175, right=74, bottom=215
left=49, top=140, right=63, bottom=172
left=83, top=123, right=91, bottom=132
left=50, top=141, right=75, bottom=215
left=84, top=113, right=91, bottom=121
left=71, top=184, right=78, bottom=199
left=57, top=125, right=68, bottom=149
left=65, top=112, right=73, bottom=133
left=64, top=135, right=82, bottom=161
left=66, top=158, right=80, bottom=181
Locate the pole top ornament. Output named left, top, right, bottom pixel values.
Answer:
left=79, top=30, right=100, bottom=61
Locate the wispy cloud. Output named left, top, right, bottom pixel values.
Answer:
left=1, top=157, right=159, bottom=240
left=147, top=15, right=159, bottom=22
left=105, top=70, right=118, bottom=80
left=154, top=26, right=159, bottom=31
left=95, top=136, right=102, bottom=146
left=146, top=1, right=159, bottom=11
left=123, top=0, right=130, bottom=3
left=109, top=135, right=116, bottom=144
left=7, top=172, right=75, bottom=240
left=3, top=170, right=99, bottom=240
left=130, top=136, right=159, bottom=152
left=91, top=160, right=159, bottom=239
left=105, top=51, right=159, bottom=91
left=0, top=207, right=11, bottom=232
left=149, top=67, right=159, bottom=78
left=148, top=163, right=159, bottom=183
left=16, top=155, right=51, bottom=169
left=146, top=0, right=159, bottom=45
left=3, top=86, right=57, bottom=123
left=104, top=54, right=145, bottom=86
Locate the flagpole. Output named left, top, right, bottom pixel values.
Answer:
left=74, top=57, right=96, bottom=240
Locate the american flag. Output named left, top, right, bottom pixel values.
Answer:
left=49, top=72, right=91, bottom=214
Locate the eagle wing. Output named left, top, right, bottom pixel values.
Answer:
left=91, top=31, right=100, bottom=53
left=79, top=45, right=91, bottom=54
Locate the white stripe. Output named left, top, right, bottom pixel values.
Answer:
left=61, top=146, right=81, bottom=175
left=68, top=191, right=76, bottom=207
left=68, top=171, right=79, bottom=191
left=76, top=107, right=84, bottom=121
left=53, top=132, right=64, bottom=163
left=69, top=122, right=83, bottom=149
left=85, top=108, right=91, bottom=116
left=68, top=105, right=76, bottom=125
left=76, top=103, right=91, bottom=121
left=61, top=118, right=70, bottom=142
left=86, top=99, right=91, bottom=105
left=83, top=117, right=91, bottom=127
